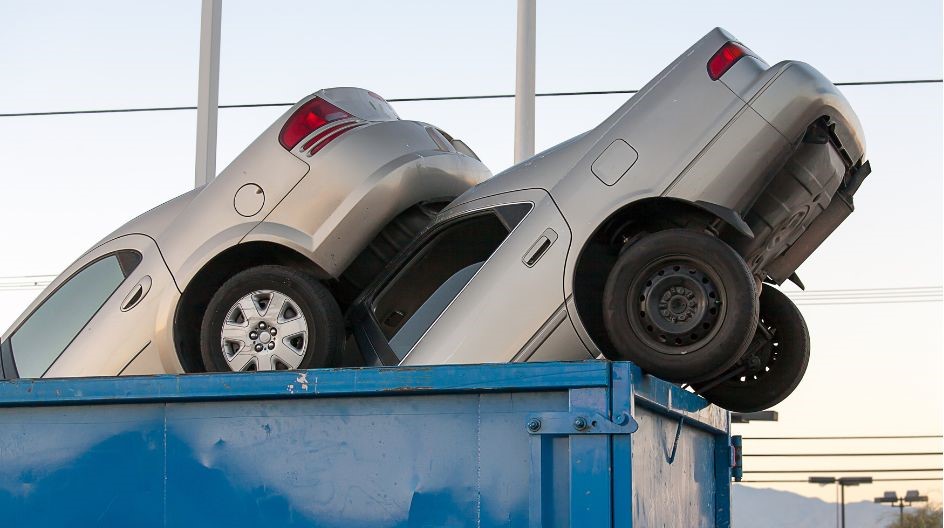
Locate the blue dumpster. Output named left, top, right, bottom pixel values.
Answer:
left=0, top=361, right=734, bottom=526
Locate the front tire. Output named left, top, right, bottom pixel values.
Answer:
left=602, top=229, right=758, bottom=382
left=695, top=286, right=810, bottom=412
left=200, top=265, right=343, bottom=372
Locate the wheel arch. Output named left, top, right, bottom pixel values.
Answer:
left=570, top=196, right=749, bottom=357
left=172, top=241, right=326, bottom=372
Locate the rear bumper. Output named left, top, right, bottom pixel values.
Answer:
left=736, top=61, right=867, bottom=165
left=718, top=60, right=871, bottom=282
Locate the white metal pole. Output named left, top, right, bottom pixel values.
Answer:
left=514, top=0, right=536, bottom=163
left=195, top=0, right=222, bottom=187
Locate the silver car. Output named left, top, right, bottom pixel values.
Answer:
left=0, top=88, right=490, bottom=379
left=346, top=28, right=871, bottom=412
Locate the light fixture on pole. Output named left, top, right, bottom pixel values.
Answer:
left=809, top=476, right=873, bottom=528
left=874, top=490, right=929, bottom=524
left=731, top=410, right=779, bottom=423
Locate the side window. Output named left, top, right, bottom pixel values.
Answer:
left=10, top=251, right=139, bottom=378
left=372, top=212, right=511, bottom=360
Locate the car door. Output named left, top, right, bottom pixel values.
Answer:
left=1, top=234, right=176, bottom=378
left=350, top=189, right=593, bottom=367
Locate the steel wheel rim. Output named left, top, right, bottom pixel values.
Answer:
left=219, top=289, right=309, bottom=371
left=627, top=256, right=726, bottom=355
left=730, top=316, right=780, bottom=386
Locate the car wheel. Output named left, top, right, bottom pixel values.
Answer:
left=200, top=265, right=343, bottom=372
left=694, top=286, right=810, bottom=412
left=602, top=229, right=758, bottom=383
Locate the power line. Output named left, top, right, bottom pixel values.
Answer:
left=744, top=452, right=943, bottom=457
left=0, top=79, right=940, bottom=118
left=786, top=286, right=942, bottom=306
left=786, top=286, right=942, bottom=293
left=741, top=478, right=944, bottom=483
left=742, top=435, right=944, bottom=440
left=745, top=468, right=943, bottom=474
left=792, top=299, right=942, bottom=306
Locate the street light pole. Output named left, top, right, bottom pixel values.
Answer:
left=875, top=490, right=929, bottom=524
left=195, top=0, right=222, bottom=188
left=514, top=0, right=536, bottom=163
left=809, top=476, right=873, bottom=528
left=841, top=482, right=846, bottom=527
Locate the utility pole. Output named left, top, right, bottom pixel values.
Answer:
left=195, top=0, right=222, bottom=187
left=514, top=0, right=536, bottom=163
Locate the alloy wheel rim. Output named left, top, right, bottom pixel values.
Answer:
left=219, top=289, right=309, bottom=371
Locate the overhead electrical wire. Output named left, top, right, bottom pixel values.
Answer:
left=744, top=468, right=943, bottom=474
left=741, top=477, right=943, bottom=483
left=743, top=452, right=943, bottom=457
left=742, top=435, right=944, bottom=440
left=0, top=79, right=939, bottom=119
left=785, top=286, right=942, bottom=306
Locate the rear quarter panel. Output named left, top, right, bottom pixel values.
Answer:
left=555, top=28, right=747, bottom=295
left=246, top=120, right=490, bottom=278
left=155, top=115, right=309, bottom=289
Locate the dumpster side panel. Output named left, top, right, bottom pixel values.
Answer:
left=164, top=391, right=569, bottom=528
left=0, top=361, right=731, bottom=526
left=0, top=404, right=165, bottom=527
left=630, top=406, right=717, bottom=527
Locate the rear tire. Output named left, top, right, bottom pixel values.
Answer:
left=602, top=229, right=758, bottom=383
left=200, top=265, right=343, bottom=372
left=694, top=287, right=810, bottom=412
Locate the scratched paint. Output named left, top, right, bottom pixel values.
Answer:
left=0, top=361, right=731, bottom=526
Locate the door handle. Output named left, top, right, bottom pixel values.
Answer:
left=522, top=228, right=559, bottom=267
left=121, top=275, right=152, bottom=312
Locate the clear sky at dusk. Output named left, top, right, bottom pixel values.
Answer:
left=0, top=0, right=941, bottom=504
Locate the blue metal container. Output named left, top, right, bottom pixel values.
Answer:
left=0, top=361, right=733, bottom=526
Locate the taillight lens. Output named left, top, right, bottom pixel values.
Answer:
left=307, top=122, right=365, bottom=156
left=279, top=97, right=352, bottom=150
left=707, top=42, right=750, bottom=80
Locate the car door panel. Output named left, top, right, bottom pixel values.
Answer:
left=399, top=190, right=586, bottom=366
left=41, top=235, right=175, bottom=378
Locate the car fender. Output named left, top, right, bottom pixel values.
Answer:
left=245, top=148, right=490, bottom=278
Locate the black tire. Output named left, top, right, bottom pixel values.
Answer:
left=200, top=265, right=343, bottom=372
left=336, top=201, right=446, bottom=307
left=695, top=287, right=810, bottom=412
left=602, top=229, right=758, bottom=383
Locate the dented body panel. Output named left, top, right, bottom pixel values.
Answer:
left=0, top=361, right=733, bottom=527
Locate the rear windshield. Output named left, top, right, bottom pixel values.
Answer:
left=321, top=88, right=399, bottom=122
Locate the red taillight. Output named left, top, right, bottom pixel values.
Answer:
left=279, top=97, right=352, bottom=150
left=307, top=122, right=365, bottom=156
left=707, top=42, right=749, bottom=81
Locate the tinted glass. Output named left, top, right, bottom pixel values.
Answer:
left=373, top=213, right=509, bottom=359
left=11, top=255, right=125, bottom=377
left=388, top=262, right=484, bottom=358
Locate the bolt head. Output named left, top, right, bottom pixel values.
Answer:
left=258, top=321, right=267, bottom=329
left=574, top=417, right=588, bottom=431
left=269, top=327, right=277, bottom=336
left=249, top=331, right=258, bottom=340
left=254, top=343, right=264, bottom=352
left=615, top=413, right=628, bottom=425
left=267, top=341, right=276, bottom=350
left=527, top=418, right=541, bottom=432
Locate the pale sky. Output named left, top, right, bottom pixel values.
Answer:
left=0, top=0, right=941, bottom=504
